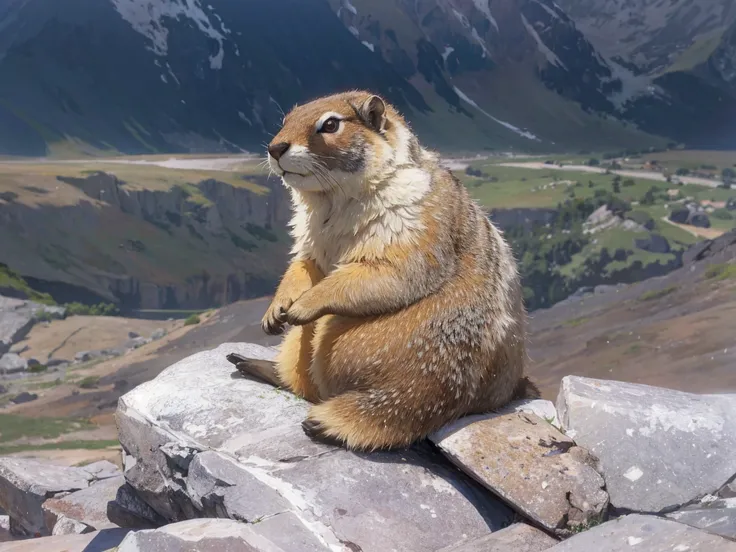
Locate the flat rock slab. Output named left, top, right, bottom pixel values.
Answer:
left=116, top=343, right=514, bottom=552
left=432, top=411, right=607, bottom=535
left=557, top=376, right=736, bottom=513
left=118, top=518, right=306, bottom=552
left=436, top=523, right=558, bottom=551
left=546, top=514, right=736, bottom=551
left=43, top=475, right=125, bottom=534
left=666, top=497, right=736, bottom=540
left=0, top=457, right=118, bottom=537
left=0, top=354, right=27, bottom=375
left=0, top=528, right=130, bottom=551
left=0, top=297, right=64, bottom=357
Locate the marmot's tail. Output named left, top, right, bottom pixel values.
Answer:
left=513, top=376, right=542, bottom=400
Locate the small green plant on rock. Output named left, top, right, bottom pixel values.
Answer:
left=184, top=314, right=201, bottom=326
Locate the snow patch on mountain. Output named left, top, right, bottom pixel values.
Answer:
left=533, top=0, right=562, bottom=21
left=471, top=0, right=499, bottom=31
left=362, top=41, right=375, bottom=52
left=442, top=46, right=455, bottom=62
left=453, top=86, right=540, bottom=141
left=110, top=0, right=229, bottom=69
left=521, top=14, right=567, bottom=70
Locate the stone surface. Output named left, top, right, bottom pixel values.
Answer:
left=116, top=342, right=514, bottom=552
left=722, top=482, right=736, bottom=499
left=43, top=475, right=124, bottom=535
left=557, top=376, right=736, bottom=513
left=666, top=497, right=736, bottom=540
left=0, top=457, right=100, bottom=537
left=81, top=461, right=121, bottom=480
left=546, top=514, right=736, bottom=551
left=495, top=398, right=561, bottom=429
left=0, top=528, right=129, bottom=551
left=0, top=354, right=27, bottom=375
left=107, top=482, right=166, bottom=530
left=432, top=411, right=608, bottom=535
left=151, top=328, right=167, bottom=340
left=436, top=523, right=558, bottom=552
left=117, top=518, right=300, bottom=552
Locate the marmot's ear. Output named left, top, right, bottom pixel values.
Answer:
left=359, top=95, right=387, bottom=133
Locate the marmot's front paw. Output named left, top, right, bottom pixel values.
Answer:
left=261, top=298, right=292, bottom=335
left=284, top=299, right=322, bottom=326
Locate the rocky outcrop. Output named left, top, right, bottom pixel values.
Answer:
left=0, top=459, right=120, bottom=537
left=3, top=342, right=736, bottom=550
left=557, top=376, right=736, bottom=514
left=0, top=296, right=64, bottom=357
left=115, top=343, right=514, bottom=552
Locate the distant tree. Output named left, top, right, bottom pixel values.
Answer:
left=641, top=187, right=657, bottom=205
left=675, top=168, right=690, bottom=176
left=587, top=158, right=600, bottom=167
left=588, top=180, right=595, bottom=188
left=622, top=179, right=636, bottom=187
left=722, top=168, right=735, bottom=188
left=612, top=180, right=621, bottom=194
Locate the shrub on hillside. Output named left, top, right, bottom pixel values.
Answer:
left=622, top=179, right=636, bottom=187
left=712, top=208, right=734, bottom=220
left=64, top=302, right=120, bottom=317
left=184, top=314, right=201, bottom=326
left=587, top=158, right=600, bottom=167
left=626, top=211, right=655, bottom=230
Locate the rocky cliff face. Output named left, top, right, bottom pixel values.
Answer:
left=0, top=171, right=292, bottom=310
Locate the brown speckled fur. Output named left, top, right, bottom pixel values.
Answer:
left=262, top=90, right=529, bottom=451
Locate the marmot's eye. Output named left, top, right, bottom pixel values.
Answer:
left=319, top=118, right=340, bottom=134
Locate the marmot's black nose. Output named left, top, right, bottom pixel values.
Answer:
left=268, top=142, right=290, bottom=160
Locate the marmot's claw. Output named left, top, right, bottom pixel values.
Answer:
left=301, top=419, right=344, bottom=447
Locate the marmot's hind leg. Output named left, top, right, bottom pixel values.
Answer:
left=303, top=390, right=444, bottom=451
left=276, top=325, right=321, bottom=403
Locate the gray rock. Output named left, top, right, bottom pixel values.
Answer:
left=495, top=398, right=561, bottom=430
left=436, top=523, right=557, bottom=552
left=117, top=342, right=514, bottom=552
left=8, top=345, right=28, bottom=355
left=722, top=482, right=736, bottom=499
left=0, top=458, right=97, bottom=537
left=546, top=514, right=736, bottom=551
left=635, top=233, right=670, bottom=254
left=0, top=297, right=35, bottom=357
left=0, top=354, right=27, bottom=375
left=0, top=385, right=5, bottom=395
left=0, top=528, right=130, bottom=551
left=81, top=460, right=121, bottom=481
left=117, top=518, right=298, bottom=552
left=557, top=376, right=736, bottom=514
left=49, top=515, right=93, bottom=536
left=43, top=475, right=124, bottom=534
left=46, top=358, right=69, bottom=368
left=9, top=392, right=37, bottom=404
left=26, top=358, right=40, bottom=367
left=107, top=483, right=166, bottom=530
left=123, top=337, right=150, bottom=350
left=150, top=328, right=167, bottom=340
left=74, top=351, right=97, bottom=363
left=431, top=412, right=608, bottom=535
left=127, top=332, right=140, bottom=339
left=666, top=497, right=736, bottom=540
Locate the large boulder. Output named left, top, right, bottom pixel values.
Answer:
left=0, top=458, right=120, bottom=537
left=546, top=514, right=736, bottom=551
left=432, top=410, right=607, bottom=536
left=412, top=523, right=557, bottom=552
left=116, top=343, right=514, bottom=552
left=557, top=377, right=736, bottom=514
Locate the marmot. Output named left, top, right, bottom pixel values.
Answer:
left=256, top=90, right=533, bottom=451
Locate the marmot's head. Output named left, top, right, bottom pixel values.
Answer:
left=267, top=90, right=419, bottom=194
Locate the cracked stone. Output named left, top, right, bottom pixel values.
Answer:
left=116, top=518, right=308, bottom=552
left=546, top=514, right=736, bottom=551
left=431, top=411, right=608, bottom=536
left=43, top=475, right=124, bottom=535
left=0, top=528, right=130, bottom=551
left=557, top=376, right=736, bottom=514
left=436, top=523, right=558, bottom=551
left=666, top=497, right=736, bottom=540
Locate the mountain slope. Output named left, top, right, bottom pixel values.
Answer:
left=558, top=0, right=736, bottom=148
left=0, top=0, right=663, bottom=157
